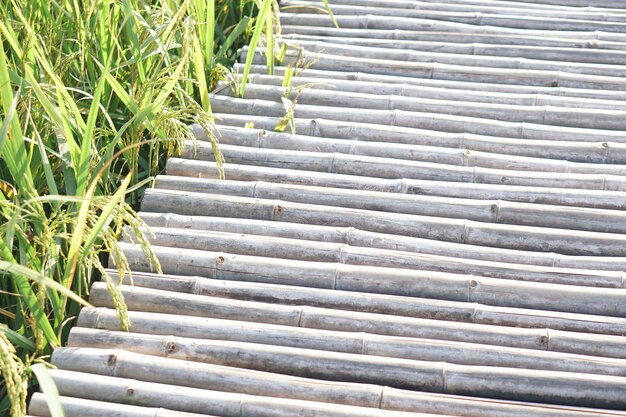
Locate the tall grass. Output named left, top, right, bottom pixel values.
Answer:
left=0, top=0, right=282, bottom=415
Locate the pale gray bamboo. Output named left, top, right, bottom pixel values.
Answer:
left=281, top=3, right=626, bottom=33
left=43, top=369, right=429, bottom=417
left=207, top=118, right=626, bottom=163
left=279, top=28, right=626, bottom=51
left=174, top=142, right=626, bottom=191
left=65, top=323, right=626, bottom=408
left=197, top=127, right=626, bottom=175
left=283, top=0, right=626, bottom=21
left=140, top=190, right=626, bottom=257
left=326, top=0, right=623, bottom=11
left=245, top=47, right=626, bottom=90
left=154, top=173, right=626, bottom=235
left=171, top=159, right=626, bottom=211
left=28, top=394, right=214, bottom=417
left=138, top=212, right=626, bottom=271
left=281, top=34, right=626, bottom=62
left=239, top=74, right=626, bottom=111
left=210, top=95, right=626, bottom=142
left=53, top=347, right=626, bottom=417
left=116, top=243, right=626, bottom=318
left=278, top=14, right=626, bottom=43
left=219, top=82, right=626, bottom=130
left=235, top=64, right=626, bottom=100
left=104, top=268, right=626, bottom=335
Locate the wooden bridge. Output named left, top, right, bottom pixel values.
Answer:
left=28, top=1, right=626, bottom=416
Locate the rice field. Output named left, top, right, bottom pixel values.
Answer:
left=0, top=0, right=294, bottom=415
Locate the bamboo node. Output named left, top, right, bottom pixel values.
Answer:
left=127, top=388, right=134, bottom=397
left=106, top=354, right=116, bottom=367
left=536, top=335, right=549, bottom=349
left=165, top=341, right=178, bottom=355
left=216, top=256, right=225, bottom=265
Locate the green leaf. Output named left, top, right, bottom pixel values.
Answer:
left=29, top=364, right=66, bottom=417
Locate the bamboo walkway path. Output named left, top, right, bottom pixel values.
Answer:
left=28, top=1, right=626, bottom=416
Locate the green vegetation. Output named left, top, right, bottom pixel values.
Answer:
left=0, top=0, right=286, bottom=415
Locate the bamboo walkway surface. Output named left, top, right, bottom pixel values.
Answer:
left=29, top=1, right=626, bottom=416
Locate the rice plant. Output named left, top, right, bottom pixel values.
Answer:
left=0, top=0, right=284, bottom=415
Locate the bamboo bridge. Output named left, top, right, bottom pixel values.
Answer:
left=28, top=0, right=626, bottom=416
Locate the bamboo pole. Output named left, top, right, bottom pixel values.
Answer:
left=281, top=3, right=626, bottom=33
left=140, top=190, right=626, bottom=257
left=139, top=212, right=626, bottom=271
left=239, top=74, right=626, bottom=111
left=52, top=347, right=626, bottom=417
left=154, top=172, right=626, bottom=235
left=104, top=267, right=626, bottom=335
left=219, top=81, right=626, bottom=130
left=282, top=0, right=626, bottom=22
left=278, top=13, right=626, bottom=43
left=244, top=47, right=626, bottom=90
left=74, top=298, right=626, bottom=376
left=325, top=0, right=623, bottom=12
left=209, top=121, right=626, bottom=165
left=279, top=27, right=626, bottom=51
left=168, top=159, right=626, bottom=211
left=280, top=34, right=626, bottom=63
left=41, top=369, right=428, bottom=417
left=116, top=243, right=626, bottom=319
left=174, top=141, right=626, bottom=191
left=209, top=95, right=626, bottom=143
left=64, top=325, right=626, bottom=408
left=28, top=394, right=214, bottom=417
left=234, top=63, right=626, bottom=101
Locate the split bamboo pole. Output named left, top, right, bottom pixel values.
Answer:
left=64, top=324, right=626, bottom=408
left=28, top=394, right=214, bottom=417
left=234, top=63, right=626, bottom=100
left=169, top=158, right=626, bottom=211
left=154, top=172, right=626, bottom=235
left=138, top=212, right=626, bottom=271
left=209, top=95, right=626, bottom=142
left=51, top=347, right=626, bottom=417
left=281, top=3, right=626, bottom=33
left=116, top=243, right=626, bottom=318
left=140, top=190, right=626, bottom=257
left=219, top=82, right=626, bottom=130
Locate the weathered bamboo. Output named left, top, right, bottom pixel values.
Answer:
left=283, top=0, right=626, bottom=21
left=171, top=158, right=626, bottom=211
left=154, top=173, right=626, bottom=235
left=279, top=27, right=626, bottom=51
left=238, top=74, right=626, bottom=112
left=78, top=292, right=626, bottom=375
left=235, top=63, right=626, bottom=100
left=52, top=347, right=626, bottom=417
left=104, top=267, right=626, bottom=335
left=138, top=212, right=626, bottom=271
left=324, top=0, right=624, bottom=11
left=219, top=82, right=626, bottom=130
left=245, top=47, right=626, bottom=90
left=116, top=243, right=626, bottom=318
left=173, top=143, right=626, bottom=191
left=28, top=394, right=214, bottom=417
left=42, top=369, right=430, bottom=417
left=208, top=122, right=626, bottom=165
left=64, top=324, right=626, bottom=408
left=278, top=13, right=626, bottom=43
left=197, top=126, right=626, bottom=175
left=281, top=34, right=626, bottom=63
left=281, top=3, right=626, bottom=33
left=210, top=95, right=626, bottom=142
left=140, top=190, right=626, bottom=257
